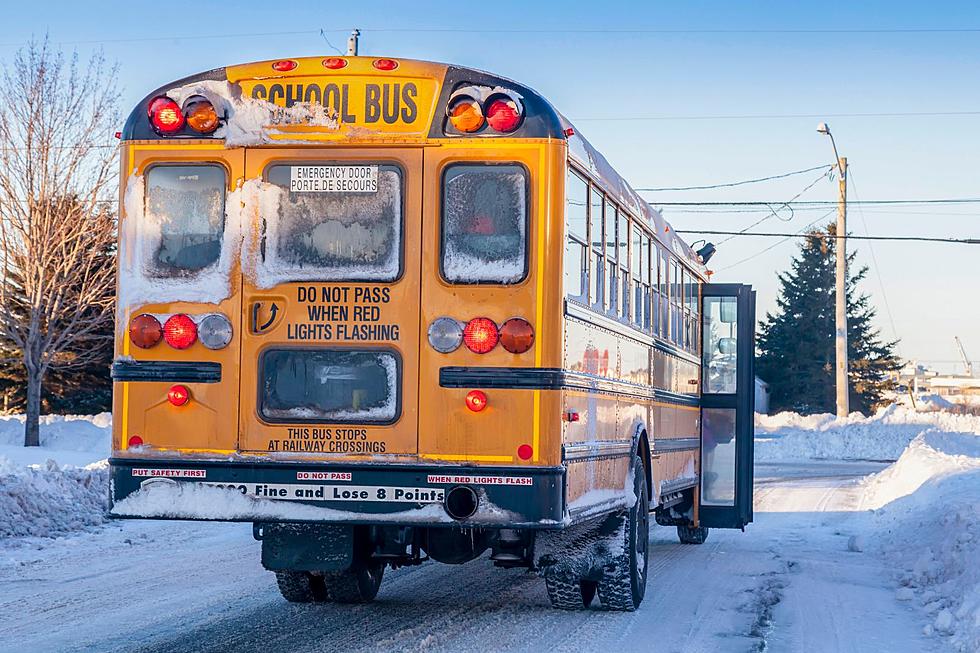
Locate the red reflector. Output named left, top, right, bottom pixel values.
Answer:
left=486, top=98, right=522, bottom=132
left=147, top=96, right=184, bottom=134
left=565, top=411, right=580, bottom=422
left=167, top=384, right=190, bottom=407
left=463, top=318, right=499, bottom=354
left=564, top=127, right=575, bottom=137
left=499, top=318, right=534, bottom=354
left=465, top=390, right=488, bottom=412
left=163, top=314, right=197, bottom=349
left=372, top=58, right=398, bottom=71
left=128, top=435, right=144, bottom=448
left=129, top=314, right=163, bottom=349
left=517, top=444, right=533, bottom=460
left=322, top=57, right=348, bottom=69
left=272, top=59, right=298, bottom=72
left=114, top=131, right=122, bottom=139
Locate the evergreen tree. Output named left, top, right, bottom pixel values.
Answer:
left=757, top=224, right=899, bottom=415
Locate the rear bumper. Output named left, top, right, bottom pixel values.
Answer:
left=108, top=458, right=566, bottom=529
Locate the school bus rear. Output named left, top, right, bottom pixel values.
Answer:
left=109, top=57, right=568, bottom=529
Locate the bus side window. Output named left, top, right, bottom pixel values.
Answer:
left=641, top=233, right=652, bottom=332
left=589, top=185, right=604, bottom=310
left=631, top=224, right=642, bottom=328
left=657, top=249, right=668, bottom=339
left=442, top=163, right=527, bottom=284
left=144, top=165, right=226, bottom=276
left=563, top=169, right=588, bottom=300
left=604, top=199, right=617, bottom=317
left=671, top=259, right=682, bottom=346
left=617, top=209, right=629, bottom=320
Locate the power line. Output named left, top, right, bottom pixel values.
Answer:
left=709, top=210, right=837, bottom=272
left=677, top=230, right=980, bottom=244
left=713, top=168, right=833, bottom=245
left=572, top=110, right=980, bottom=122
left=654, top=198, right=980, bottom=206
left=635, top=164, right=830, bottom=192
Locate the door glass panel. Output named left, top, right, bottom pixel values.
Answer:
left=701, top=408, right=736, bottom=506
left=703, top=296, right=739, bottom=394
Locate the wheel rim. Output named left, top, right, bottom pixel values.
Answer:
left=635, top=503, right=648, bottom=580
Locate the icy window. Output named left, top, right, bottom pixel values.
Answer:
left=144, top=165, right=226, bottom=276
left=261, top=349, right=400, bottom=424
left=441, top=164, right=527, bottom=284
left=263, top=164, right=402, bottom=282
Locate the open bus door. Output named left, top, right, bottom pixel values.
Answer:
left=698, top=284, right=756, bottom=529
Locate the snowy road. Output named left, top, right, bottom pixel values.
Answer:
left=0, top=462, right=943, bottom=653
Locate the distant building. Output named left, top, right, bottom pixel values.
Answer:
left=925, top=374, right=980, bottom=399
left=754, top=376, right=770, bottom=414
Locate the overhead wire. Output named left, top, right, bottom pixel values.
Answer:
left=634, top=164, right=830, bottom=192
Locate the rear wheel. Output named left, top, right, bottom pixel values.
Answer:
left=677, top=524, right=709, bottom=545
left=596, top=456, right=649, bottom=611
left=324, top=561, right=385, bottom=603
left=545, top=573, right=597, bottom=610
left=274, top=570, right=329, bottom=603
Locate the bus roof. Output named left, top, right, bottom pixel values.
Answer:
left=122, top=56, right=705, bottom=274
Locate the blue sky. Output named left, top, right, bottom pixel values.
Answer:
left=5, top=1, right=979, bottom=372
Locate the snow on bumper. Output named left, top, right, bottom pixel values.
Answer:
left=108, top=459, right=565, bottom=528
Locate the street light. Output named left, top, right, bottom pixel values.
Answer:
left=817, top=122, right=849, bottom=417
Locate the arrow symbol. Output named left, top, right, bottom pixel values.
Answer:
left=258, top=303, right=279, bottom=332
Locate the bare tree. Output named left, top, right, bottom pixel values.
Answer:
left=0, top=39, right=119, bottom=446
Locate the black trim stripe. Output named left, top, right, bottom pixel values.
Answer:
left=439, top=367, right=700, bottom=407
left=564, top=300, right=702, bottom=366
left=112, top=360, right=221, bottom=383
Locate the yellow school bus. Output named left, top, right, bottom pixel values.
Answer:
left=109, top=55, right=756, bottom=611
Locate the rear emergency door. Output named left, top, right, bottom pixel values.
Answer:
left=698, top=283, right=755, bottom=529
left=238, top=148, right=423, bottom=457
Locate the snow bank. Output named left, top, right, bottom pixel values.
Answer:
left=858, top=430, right=980, bottom=652
left=0, top=414, right=112, bottom=541
left=755, top=405, right=980, bottom=462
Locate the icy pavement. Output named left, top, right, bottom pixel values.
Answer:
left=0, top=461, right=943, bottom=653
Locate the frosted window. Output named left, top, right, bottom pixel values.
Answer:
left=442, top=164, right=527, bottom=283
left=145, top=165, right=226, bottom=276
left=266, top=164, right=402, bottom=281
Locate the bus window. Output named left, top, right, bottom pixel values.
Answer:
left=671, top=259, right=682, bottom=346
left=589, top=186, right=604, bottom=309
left=144, top=165, right=226, bottom=276
left=617, top=210, right=629, bottom=319
left=564, top=170, right=588, bottom=299
left=658, top=249, right=668, bottom=339
left=631, top=225, right=643, bottom=327
left=604, top=200, right=617, bottom=316
left=260, top=348, right=400, bottom=424
left=442, top=164, right=527, bottom=284
left=642, top=233, right=652, bottom=331
left=265, top=163, right=402, bottom=282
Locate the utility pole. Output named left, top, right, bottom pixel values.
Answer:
left=817, top=122, right=849, bottom=417
left=347, top=29, right=360, bottom=56
left=835, top=156, right=849, bottom=416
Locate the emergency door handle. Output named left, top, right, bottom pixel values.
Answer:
left=251, top=301, right=280, bottom=334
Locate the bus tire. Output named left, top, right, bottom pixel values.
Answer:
left=545, top=573, right=597, bottom=610
left=596, top=456, right=649, bottom=612
left=677, top=525, right=709, bottom=545
left=323, top=562, right=385, bottom=603
left=274, top=570, right=329, bottom=603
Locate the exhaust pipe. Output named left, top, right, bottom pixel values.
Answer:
left=444, top=485, right=479, bottom=520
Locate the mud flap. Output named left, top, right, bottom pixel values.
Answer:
left=260, top=523, right=354, bottom=572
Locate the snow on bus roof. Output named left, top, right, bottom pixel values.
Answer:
left=559, top=113, right=706, bottom=275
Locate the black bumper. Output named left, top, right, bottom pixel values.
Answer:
left=109, top=458, right=566, bottom=529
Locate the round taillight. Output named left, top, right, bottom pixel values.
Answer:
left=147, top=96, right=184, bottom=135
left=167, top=384, right=190, bottom=407
left=198, top=313, right=233, bottom=350
left=272, top=60, right=297, bottom=72
left=372, top=58, right=398, bottom=71
left=517, top=444, right=533, bottom=460
left=447, top=97, right=484, bottom=133
left=499, top=318, right=535, bottom=354
left=163, top=314, right=197, bottom=349
left=129, top=314, right=163, bottom=349
left=465, top=390, right=488, bottom=412
left=183, top=95, right=219, bottom=134
left=428, top=317, right=464, bottom=353
left=128, top=435, right=144, bottom=448
left=463, top=318, right=499, bottom=354
left=485, top=95, right=523, bottom=133
left=322, top=57, right=348, bottom=69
